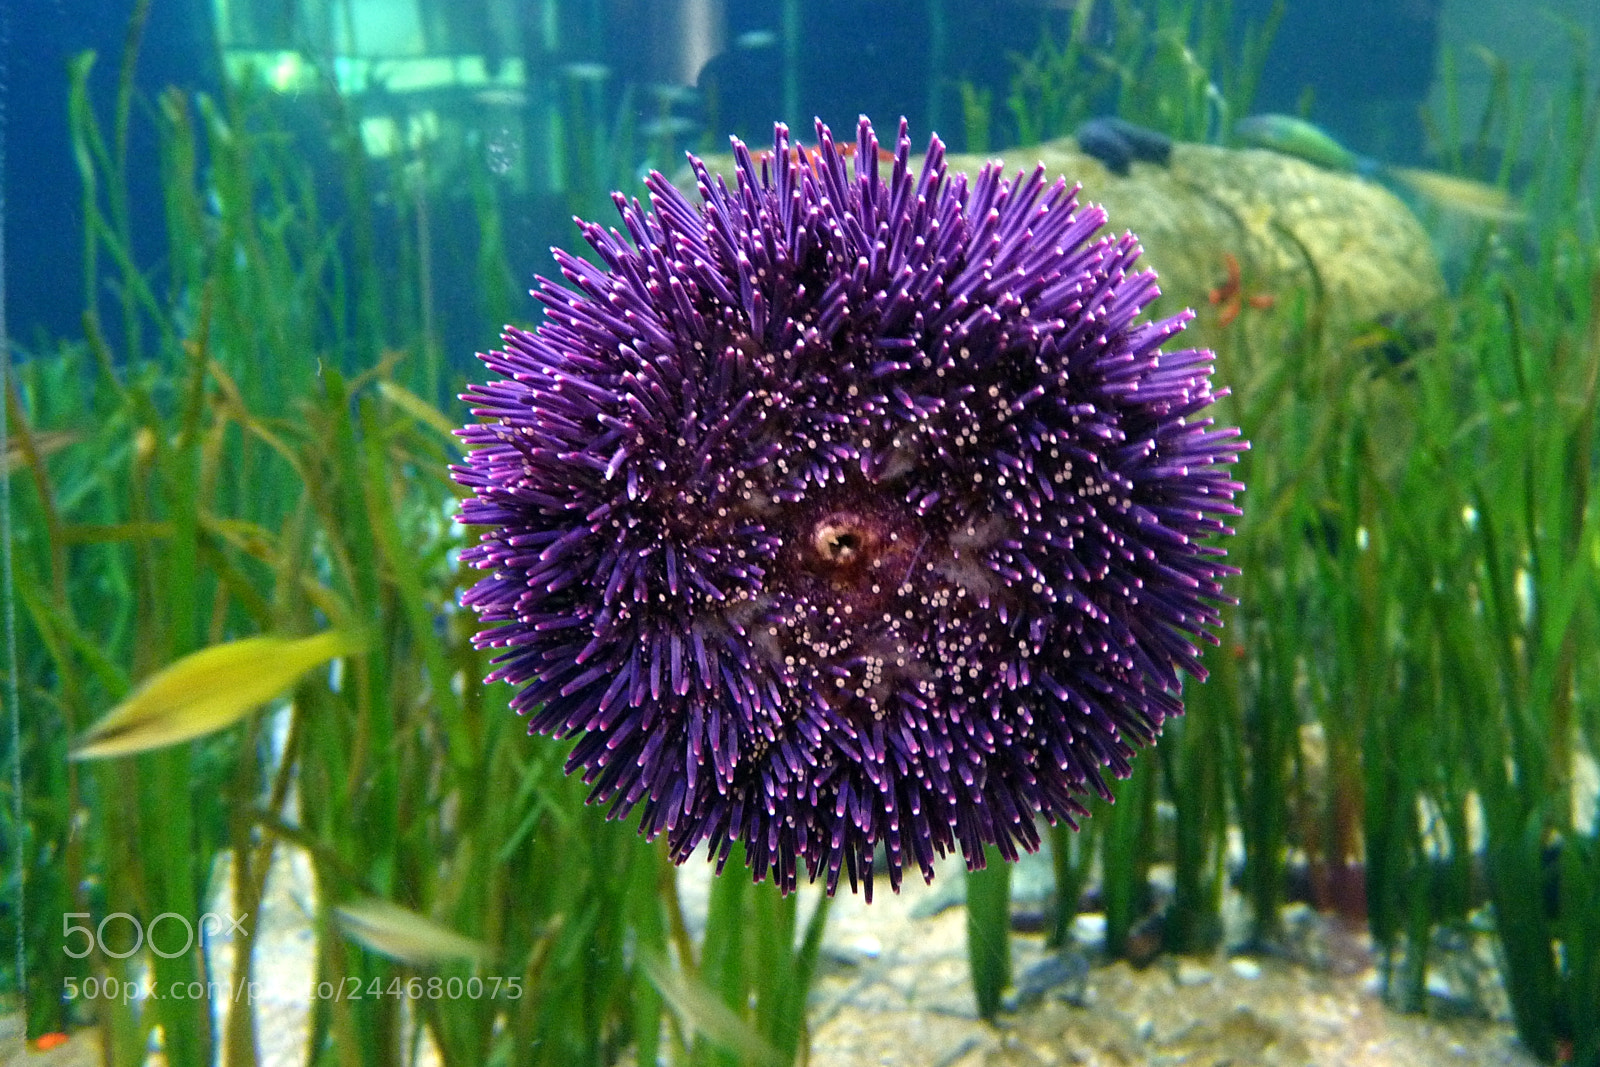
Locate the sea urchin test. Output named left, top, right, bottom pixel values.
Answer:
left=453, top=118, right=1246, bottom=899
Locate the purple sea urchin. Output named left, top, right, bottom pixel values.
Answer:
left=454, top=117, right=1246, bottom=898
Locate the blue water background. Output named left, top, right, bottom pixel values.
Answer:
left=4, top=0, right=1594, bottom=369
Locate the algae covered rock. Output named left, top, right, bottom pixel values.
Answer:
left=942, top=138, right=1443, bottom=376
left=679, top=135, right=1444, bottom=397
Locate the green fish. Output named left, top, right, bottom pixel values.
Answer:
left=1232, top=113, right=1373, bottom=175
left=1232, top=113, right=1523, bottom=222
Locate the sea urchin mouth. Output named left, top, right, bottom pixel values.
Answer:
left=453, top=116, right=1247, bottom=898
left=812, top=515, right=872, bottom=568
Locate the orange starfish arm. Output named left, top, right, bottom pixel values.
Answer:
left=1216, top=293, right=1242, bottom=327
left=1208, top=252, right=1241, bottom=306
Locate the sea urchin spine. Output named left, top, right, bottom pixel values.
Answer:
left=454, top=117, right=1247, bottom=899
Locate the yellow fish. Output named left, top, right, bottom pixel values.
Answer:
left=334, top=900, right=493, bottom=965
left=639, top=951, right=784, bottom=1066
left=71, top=630, right=362, bottom=760
left=1235, top=113, right=1525, bottom=223
left=1386, top=166, right=1526, bottom=224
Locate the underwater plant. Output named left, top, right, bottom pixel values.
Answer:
left=453, top=117, right=1246, bottom=900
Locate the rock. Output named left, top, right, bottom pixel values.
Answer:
left=1071, top=912, right=1108, bottom=951
left=1008, top=950, right=1092, bottom=1010
left=947, top=139, right=1442, bottom=383
left=1231, top=956, right=1264, bottom=980
left=1169, top=1005, right=1315, bottom=1066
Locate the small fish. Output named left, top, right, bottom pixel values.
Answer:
left=1074, top=120, right=1132, bottom=176
left=639, top=951, right=784, bottom=1066
left=1385, top=166, right=1527, bottom=224
left=71, top=630, right=363, bottom=760
left=473, top=87, right=528, bottom=109
left=30, top=1032, right=72, bottom=1051
left=559, top=61, right=611, bottom=82
left=1232, top=113, right=1369, bottom=173
left=641, top=115, right=699, bottom=140
left=1074, top=117, right=1172, bottom=176
left=734, top=29, right=778, bottom=50
left=335, top=899, right=493, bottom=965
left=1105, top=118, right=1173, bottom=166
left=645, top=82, right=700, bottom=106
left=1233, top=114, right=1524, bottom=222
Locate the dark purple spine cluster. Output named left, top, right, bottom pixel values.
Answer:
left=454, top=118, right=1246, bottom=898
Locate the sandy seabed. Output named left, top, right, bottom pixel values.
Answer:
left=7, top=847, right=1542, bottom=1067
